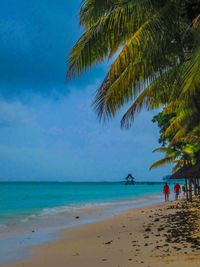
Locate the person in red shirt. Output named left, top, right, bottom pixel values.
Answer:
left=163, top=183, right=170, bottom=202
left=174, top=183, right=181, bottom=200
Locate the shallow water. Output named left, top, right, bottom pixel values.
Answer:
left=0, top=182, right=165, bottom=226
left=0, top=182, right=167, bottom=264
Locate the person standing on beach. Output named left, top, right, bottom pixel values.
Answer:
left=182, top=185, right=186, bottom=196
left=163, top=183, right=170, bottom=202
left=174, top=183, right=181, bottom=200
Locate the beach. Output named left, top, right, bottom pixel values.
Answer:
left=2, top=198, right=200, bottom=267
left=1, top=1, right=199, bottom=267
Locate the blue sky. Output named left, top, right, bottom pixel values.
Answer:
left=0, top=0, right=170, bottom=181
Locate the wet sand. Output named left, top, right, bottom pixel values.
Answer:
left=2, top=198, right=200, bottom=267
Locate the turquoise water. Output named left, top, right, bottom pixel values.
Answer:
left=0, top=182, right=167, bottom=264
left=0, top=182, right=164, bottom=225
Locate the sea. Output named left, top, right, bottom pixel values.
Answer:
left=0, top=181, right=167, bottom=264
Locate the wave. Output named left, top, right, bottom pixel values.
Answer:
left=35, top=194, right=162, bottom=218
left=0, top=193, right=163, bottom=228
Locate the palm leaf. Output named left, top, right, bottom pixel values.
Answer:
left=67, top=0, right=155, bottom=77
left=93, top=4, right=179, bottom=120
left=149, top=157, right=174, bottom=170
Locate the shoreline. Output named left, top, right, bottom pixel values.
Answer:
left=0, top=194, right=163, bottom=265
left=2, top=197, right=200, bottom=267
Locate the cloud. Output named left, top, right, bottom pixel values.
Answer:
left=0, top=0, right=171, bottom=181
left=0, top=83, right=170, bottom=181
left=0, top=100, right=36, bottom=128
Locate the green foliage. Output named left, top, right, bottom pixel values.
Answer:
left=150, top=143, right=200, bottom=171
left=152, top=112, right=175, bottom=146
left=67, top=0, right=200, bottom=172
left=68, top=0, right=199, bottom=126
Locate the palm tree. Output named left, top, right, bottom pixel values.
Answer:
left=164, top=93, right=200, bottom=144
left=67, top=0, right=200, bottom=129
left=150, top=144, right=200, bottom=172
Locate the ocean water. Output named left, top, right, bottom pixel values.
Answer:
left=0, top=182, right=164, bottom=225
left=0, top=181, right=166, bottom=264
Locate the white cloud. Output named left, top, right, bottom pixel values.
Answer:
left=0, top=100, right=36, bottom=128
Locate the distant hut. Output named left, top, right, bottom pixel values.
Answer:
left=170, top=156, right=200, bottom=201
left=125, top=173, right=135, bottom=185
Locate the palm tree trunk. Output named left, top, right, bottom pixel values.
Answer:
left=189, top=179, right=192, bottom=202
left=185, top=178, right=189, bottom=201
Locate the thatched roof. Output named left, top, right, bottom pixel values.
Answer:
left=125, top=173, right=135, bottom=180
left=171, top=161, right=200, bottom=179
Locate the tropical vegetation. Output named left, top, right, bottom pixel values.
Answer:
left=67, top=0, right=200, bottom=172
left=150, top=111, right=200, bottom=172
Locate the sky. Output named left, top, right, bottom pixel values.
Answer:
left=0, top=0, right=171, bottom=181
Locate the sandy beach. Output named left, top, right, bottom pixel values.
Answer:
left=2, top=198, right=200, bottom=267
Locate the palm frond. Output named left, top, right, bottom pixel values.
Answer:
left=93, top=4, right=179, bottom=120
left=67, top=0, right=155, bottom=78
left=149, top=157, right=174, bottom=170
